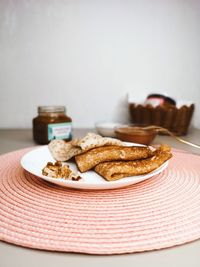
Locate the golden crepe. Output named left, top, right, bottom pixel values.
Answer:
left=75, top=145, right=154, bottom=172
left=94, top=144, right=172, bottom=181
left=48, top=132, right=123, bottom=161
left=48, top=139, right=82, bottom=162
left=76, top=132, right=123, bottom=151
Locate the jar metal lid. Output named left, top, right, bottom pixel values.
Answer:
left=38, top=106, right=66, bottom=114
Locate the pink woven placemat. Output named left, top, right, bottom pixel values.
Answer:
left=0, top=148, right=200, bottom=254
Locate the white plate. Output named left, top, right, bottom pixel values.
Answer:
left=20, top=145, right=168, bottom=190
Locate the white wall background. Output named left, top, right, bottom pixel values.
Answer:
left=0, top=0, right=200, bottom=128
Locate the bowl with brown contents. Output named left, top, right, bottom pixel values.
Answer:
left=115, top=126, right=157, bottom=145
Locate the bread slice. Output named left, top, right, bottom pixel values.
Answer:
left=75, top=145, right=154, bottom=172
left=94, top=145, right=172, bottom=181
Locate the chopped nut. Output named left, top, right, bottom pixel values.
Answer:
left=46, top=162, right=53, bottom=166
left=42, top=161, right=82, bottom=181
left=54, top=161, right=62, bottom=167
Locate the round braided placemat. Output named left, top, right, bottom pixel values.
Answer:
left=0, top=148, right=200, bottom=254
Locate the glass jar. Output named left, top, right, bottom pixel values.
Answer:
left=33, top=106, right=72, bottom=144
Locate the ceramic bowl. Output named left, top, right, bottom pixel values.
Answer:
left=95, top=122, right=123, bottom=137
left=115, top=126, right=157, bottom=145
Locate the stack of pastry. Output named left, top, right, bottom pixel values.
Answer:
left=49, top=133, right=172, bottom=181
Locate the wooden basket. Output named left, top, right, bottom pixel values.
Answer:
left=129, top=103, right=195, bottom=136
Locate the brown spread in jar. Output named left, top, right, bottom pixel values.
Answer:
left=33, top=106, right=72, bottom=144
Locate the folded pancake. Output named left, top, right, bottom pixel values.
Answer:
left=48, top=139, right=82, bottom=162
left=94, top=144, right=172, bottom=181
left=76, top=132, right=123, bottom=152
left=75, top=145, right=154, bottom=172
left=48, top=133, right=123, bottom=162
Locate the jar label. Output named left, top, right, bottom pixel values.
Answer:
left=48, top=122, right=72, bottom=141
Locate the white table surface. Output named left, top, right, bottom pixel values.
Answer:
left=0, top=128, right=200, bottom=267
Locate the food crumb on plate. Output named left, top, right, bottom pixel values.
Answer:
left=42, top=161, right=82, bottom=181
